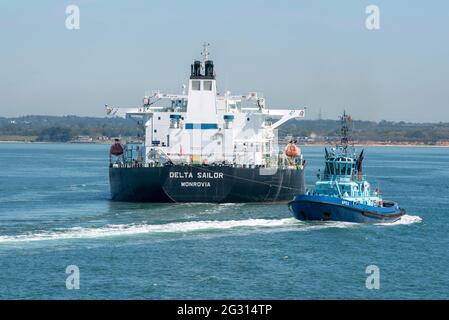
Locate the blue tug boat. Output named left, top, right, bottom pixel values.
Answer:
left=288, top=112, right=406, bottom=223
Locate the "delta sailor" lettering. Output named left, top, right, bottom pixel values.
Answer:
left=169, top=172, right=223, bottom=179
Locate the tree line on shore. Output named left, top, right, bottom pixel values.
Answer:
left=281, top=119, right=449, bottom=143
left=1, top=115, right=449, bottom=143
left=0, top=115, right=142, bottom=142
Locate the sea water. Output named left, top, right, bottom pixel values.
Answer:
left=0, top=143, right=447, bottom=299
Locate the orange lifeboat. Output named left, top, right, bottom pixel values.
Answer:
left=110, top=139, right=124, bottom=156
left=285, top=142, right=301, bottom=157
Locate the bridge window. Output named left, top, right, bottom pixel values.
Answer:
left=192, top=81, right=201, bottom=91
left=204, top=81, right=212, bottom=91
left=336, top=163, right=341, bottom=175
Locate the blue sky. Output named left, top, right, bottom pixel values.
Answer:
left=0, top=0, right=448, bottom=122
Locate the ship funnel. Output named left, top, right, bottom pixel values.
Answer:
left=205, top=60, right=214, bottom=77
left=192, top=60, right=201, bottom=77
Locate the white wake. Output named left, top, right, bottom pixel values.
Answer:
left=375, top=214, right=422, bottom=226
left=0, top=214, right=422, bottom=243
left=0, top=218, right=299, bottom=243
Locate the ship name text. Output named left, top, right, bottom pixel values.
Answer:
left=169, top=172, right=224, bottom=179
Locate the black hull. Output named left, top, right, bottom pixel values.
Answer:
left=109, top=165, right=305, bottom=203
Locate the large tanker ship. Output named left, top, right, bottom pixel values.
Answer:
left=106, top=45, right=306, bottom=202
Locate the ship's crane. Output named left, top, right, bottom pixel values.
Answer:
left=267, top=109, right=306, bottom=129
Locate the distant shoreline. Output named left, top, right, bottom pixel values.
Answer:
left=1, top=140, right=449, bottom=148
left=303, top=141, right=449, bottom=148
left=0, top=140, right=112, bottom=145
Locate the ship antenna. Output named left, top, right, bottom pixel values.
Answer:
left=201, top=42, right=210, bottom=64
left=340, top=110, right=353, bottom=153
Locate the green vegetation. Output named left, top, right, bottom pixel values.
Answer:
left=0, top=115, right=142, bottom=142
left=280, top=119, right=449, bottom=143
left=37, top=127, right=74, bottom=142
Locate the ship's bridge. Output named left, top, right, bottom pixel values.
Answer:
left=325, top=156, right=356, bottom=177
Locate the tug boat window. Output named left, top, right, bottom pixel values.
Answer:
left=327, top=162, right=335, bottom=175
left=204, top=80, right=212, bottom=91
left=192, top=80, right=201, bottom=91
left=336, top=163, right=341, bottom=175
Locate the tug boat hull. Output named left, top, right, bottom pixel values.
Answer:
left=110, top=165, right=305, bottom=203
left=288, top=195, right=405, bottom=223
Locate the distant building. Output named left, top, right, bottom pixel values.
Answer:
left=74, top=135, right=93, bottom=143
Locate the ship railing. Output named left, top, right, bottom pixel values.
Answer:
left=110, top=161, right=278, bottom=169
left=110, top=147, right=302, bottom=169
left=110, top=143, right=145, bottom=167
left=317, top=173, right=367, bottom=181
left=110, top=159, right=294, bottom=169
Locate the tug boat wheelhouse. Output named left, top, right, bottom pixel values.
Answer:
left=106, top=45, right=306, bottom=202
left=288, top=112, right=406, bottom=223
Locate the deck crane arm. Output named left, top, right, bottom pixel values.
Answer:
left=268, top=109, right=306, bottom=129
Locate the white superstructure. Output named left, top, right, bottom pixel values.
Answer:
left=107, top=46, right=305, bottom=167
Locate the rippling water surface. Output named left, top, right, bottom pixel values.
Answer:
left=0, top=143, right=447, bottom=299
